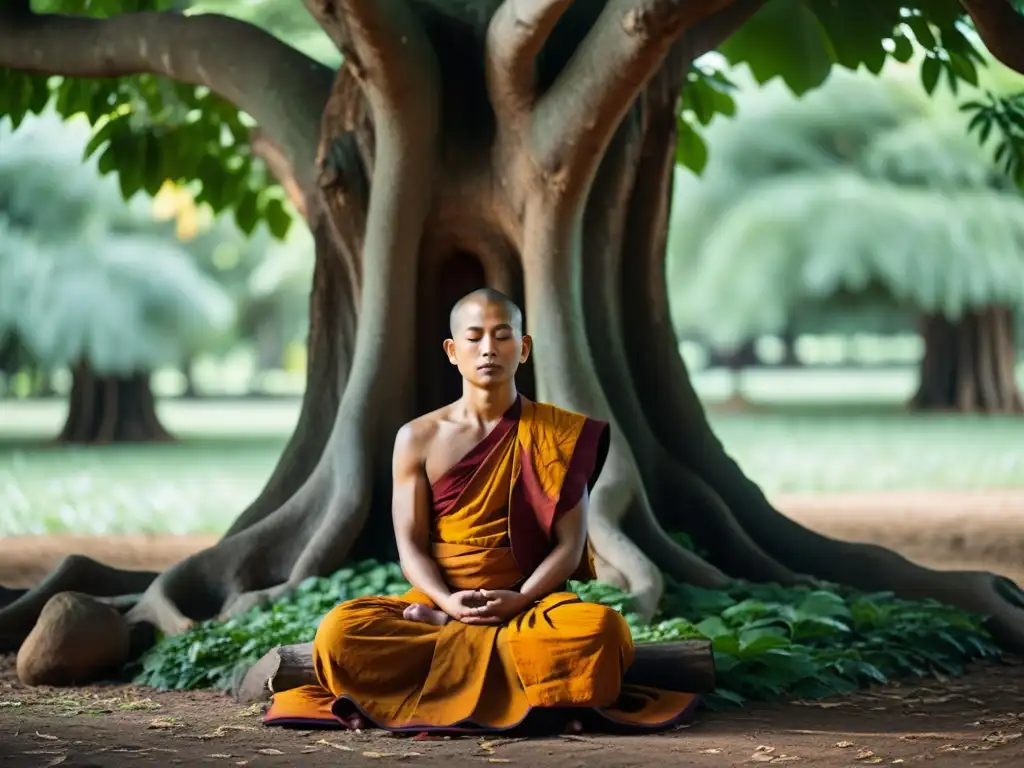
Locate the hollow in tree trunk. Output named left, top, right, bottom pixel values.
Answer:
left=1, top=0, right=1023, bottom=670
left=58, top=363, right=174, bottom=445
left=911, top=307, right=1024, bottom=414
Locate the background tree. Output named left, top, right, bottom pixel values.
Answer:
left=669, top=68, right=1024, bottom=413
left=2, top=0, right=1024, bottom=670
left=180, top=215, right=314, bottom=387
left=0, top=111, right=234, bottom=442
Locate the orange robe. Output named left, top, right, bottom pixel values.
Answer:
left=264, top=396, right=699, bottom=733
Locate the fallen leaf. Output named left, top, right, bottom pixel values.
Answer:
left=751, top=745, right=776, bottom=762
left=301, top=747, right=319, bottom=753
left=22, top=750, right=64, bottom=756
left=362, top=751, right=396, bottom=758
left=984, top=732, right=1022, bottom=744
left=236, top=762, right=248, bottom=766
left=148, top=717, right=182, bottom=730
left=208, top=755, right=234, bottom=759
left=774, top=757, right=801, bottom=763
left=891, top=761, right=905, bottom=765
left=119, top=698, right=161, bottom=711
left=479, top=740, right=498, bottom=753
left=237, top=704, right=264, bottom=718
left=257, top=748, right=285, bottom=755
left=700, top=748, right=722, bottom=754
left=835, top=741, right=855, bottom=749
left=794, top=700, right=849, bottom=709
left=316, top=739, right=353, bottom=752
left=194, top=725, right=259, bottom=740
left=34, top=732, right=59, bottom=740
left=0, top=700, right=23, bottom=708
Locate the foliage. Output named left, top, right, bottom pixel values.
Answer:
left=0, top=111, right=234, bottom=374
left=0, top=1, right=290, bottom=237
left=2, top=0, right=1018, bottom=211
left=134, top=559, right=999, bottom=711
left=668, top=68, right=1024, bottom=347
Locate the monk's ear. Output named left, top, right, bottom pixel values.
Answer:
left=443, top=338, right=458, bottom=365
left=519, top=334, right=532, bottom=363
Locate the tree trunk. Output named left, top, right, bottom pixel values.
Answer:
left=58, top=363, right=174, bottom=444
left=911, top=307, right=1024, bottom=414
left=2, top=0, right=1023, bottom=667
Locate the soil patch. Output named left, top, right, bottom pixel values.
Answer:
left=1, top=656, right=1022, bottom=767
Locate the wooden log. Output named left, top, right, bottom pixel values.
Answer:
left=235, top=639, right=715, bottom=703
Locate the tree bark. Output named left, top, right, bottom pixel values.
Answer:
left=911, top=307, right=1024, bottom=414
left=58, top=363, right=174, bottom=444
left=2, top=0, right=1024, bottom=674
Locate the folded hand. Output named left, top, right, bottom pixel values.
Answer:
left=458, top=589, right=531, bottom=624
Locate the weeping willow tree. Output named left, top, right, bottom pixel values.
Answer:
left=669, top=68, right=1024, bottom=413
left=0, top=112, right=234, bottom=441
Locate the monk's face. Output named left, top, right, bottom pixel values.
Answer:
left=444, top=299, right=531, bottom=388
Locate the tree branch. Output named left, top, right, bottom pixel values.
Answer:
left=304, top=0, right=436, bottom=121
left=960, top=0, right=1024, bottom=75
left=0, top=10, right=334, bottom=190
left=682, top=0, right=764, bottom=59
left=530, top=0, right=737, bottom=196
left=250, top=130, right=309, bottom=221
left=486, top=0, right=574, bottom=124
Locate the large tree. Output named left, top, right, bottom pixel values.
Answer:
left=0, top=110, right=234, bottom=442
left=2, top=0, right=1024, bottom=668
left=669, top=68, right=1024, bottom=413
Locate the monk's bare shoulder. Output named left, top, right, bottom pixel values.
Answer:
left=393, top=405, right=455, bottom=470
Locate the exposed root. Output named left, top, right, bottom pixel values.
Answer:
left=587, top=489, right=664, bottom=622
left=0, top=556, right=157, bottom=652
left=657, top=457, right=807, bottom=585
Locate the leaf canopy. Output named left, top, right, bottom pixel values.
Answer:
left=1, top=0, right=1021, bottom=225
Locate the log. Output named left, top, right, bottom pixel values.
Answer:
left=235, top=638, right=715, bottom=703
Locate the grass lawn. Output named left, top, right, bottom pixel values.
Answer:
left=1, top=368, right=1023, bottom=536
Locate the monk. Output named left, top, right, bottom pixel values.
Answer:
left=264, top=288, right=699, bottom=733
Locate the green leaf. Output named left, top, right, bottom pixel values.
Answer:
left=676, top=119, right=708, bottom=175
left=719, top=0, right=834, bottom=96
left=263, top=197, right=293, bottom=240
left=921, top=56, right=941, bottom=95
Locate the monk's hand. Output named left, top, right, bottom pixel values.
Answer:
left=460, top=589, right=532, bottom=624
left=442, top=589, right=490, bottom=622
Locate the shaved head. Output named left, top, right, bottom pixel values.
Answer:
left=449, top=288, right=523, bottom=336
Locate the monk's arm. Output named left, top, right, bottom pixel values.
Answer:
left=517, top=488, right=589, bottom=602
left=391, top=425, right=453, bottom=608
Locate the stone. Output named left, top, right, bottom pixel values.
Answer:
left=16, top=591, right=130, bottom=686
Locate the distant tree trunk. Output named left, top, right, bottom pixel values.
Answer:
left=59, top=362, right=174, bottom=444
left=911, top=306, right=1024, bottom=414
left=708, top=339, right=758, bottom=410
left=181, top=356, right=199, bottom=399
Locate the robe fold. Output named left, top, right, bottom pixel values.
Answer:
left=264, top=396, right=699, bottom=733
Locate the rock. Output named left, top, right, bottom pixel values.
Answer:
left=16, top=591, right=130, bottom=686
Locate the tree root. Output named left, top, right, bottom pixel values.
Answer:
left=0, top=556, right=158, bottom=652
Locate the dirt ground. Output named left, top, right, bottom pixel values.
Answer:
left=1, top=490, right=1024, bottom=766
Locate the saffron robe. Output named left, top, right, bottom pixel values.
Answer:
left=264, top=396, right=699, bottom=733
